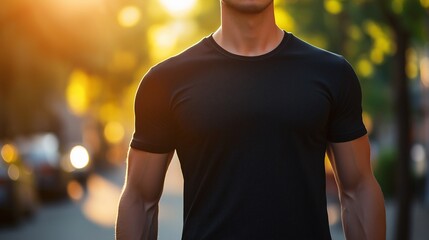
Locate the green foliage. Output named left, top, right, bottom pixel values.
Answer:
left=373, top=148, right=397, bottom=198
left=389, top=0, right=429, bottom=42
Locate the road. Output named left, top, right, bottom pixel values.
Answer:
left=0, top=155, right=184, bottom=240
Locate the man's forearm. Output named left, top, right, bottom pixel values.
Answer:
left=116, top=189, right=159, bottom=240
left=340, top=175, right=386, bottom=240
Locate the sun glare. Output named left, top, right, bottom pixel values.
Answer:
left=159, top=0, right=196, bottom=15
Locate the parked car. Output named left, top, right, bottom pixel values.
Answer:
left=17, top=133, right=93, bottom=198
left=0, top=142, right=38, bottom=224
left=60, top=144, right=92, bottom=185
left=17, top=133, right=71, bottom=198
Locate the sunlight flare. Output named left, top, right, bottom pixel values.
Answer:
left=159, top=0, right=196, bottom=15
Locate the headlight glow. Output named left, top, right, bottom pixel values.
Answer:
left=8, top=164, right=20, bottom=181
left=1, top=144, right=18, bottom=164
left=70, top=145, right=90, bottom=169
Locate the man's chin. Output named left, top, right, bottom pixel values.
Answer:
left=222, top=0, right=273, bottom=14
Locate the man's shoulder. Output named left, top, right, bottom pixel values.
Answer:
left=286, top=33, right=358, bottom=84
left=287, top=33, right=345, bottom=65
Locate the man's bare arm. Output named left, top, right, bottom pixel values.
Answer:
left=116, top=148, right=174, bottom=240
left=327, top=135, right=386, bottom=240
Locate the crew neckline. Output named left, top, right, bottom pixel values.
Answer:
left=205, top=31, right=292, bottom=61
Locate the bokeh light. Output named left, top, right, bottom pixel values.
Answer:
left=104, top=121, right=125, bottom=144
left=364, top=20, right=395, bottom=66
left=67, top=70, right=90, bottom=116
left=118, top=6, right=141, bottom=28
left=357, top=58, right=374, bottom=78
left=1, top=144, right=18, bottom=164
left=67, top=180, right=85, bottom=201
left=324, top=0, right=343, bottom=15
left=421, top=56, right=429, bottom=88
left=99, top=103, right=121, bottom=124
left=7, top=164, right=20, bottom=181
left=370, top=48, right=385, bottom=64
left=274, top=8, right=295, bottom=32
left=406, top=48, right=419, bottom=79
left=70, top=145, right=90, bottom=169
left=411, top=144, right=427, bottom=177
left=148, top=20, right=197, bottom=61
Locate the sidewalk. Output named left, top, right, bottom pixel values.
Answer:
left=329, top=200, right=429, bottom=240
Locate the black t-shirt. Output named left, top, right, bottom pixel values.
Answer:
left=131, top=32, right=367, bottom=240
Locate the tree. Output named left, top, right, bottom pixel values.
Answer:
left=374, top=1, right=428, bottom=239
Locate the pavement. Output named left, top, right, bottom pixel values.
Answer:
left=329, top=199, right=429, bottom=240
left=385, top=200, right=429, bottom=240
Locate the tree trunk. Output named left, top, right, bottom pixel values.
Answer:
left=393, top=28, right=413, bottom=240
left=375, top=1, right=414, bottom=238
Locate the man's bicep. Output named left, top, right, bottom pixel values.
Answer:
left=125, top=148, right=174, bottom=203
left=327, top=135, right=372, bottom=191
left=132, top=71, right=176, bottom=153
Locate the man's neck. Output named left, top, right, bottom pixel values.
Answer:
left=212, top=2, right=284, bottom=57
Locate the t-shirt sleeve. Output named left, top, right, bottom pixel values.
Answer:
left=327, top=57, right=367, bottom=142
left=130, top=68, right=176, bottom=153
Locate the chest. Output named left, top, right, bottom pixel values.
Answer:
left=171, top=64, right=333, bottom=138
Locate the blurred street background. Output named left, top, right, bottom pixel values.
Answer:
left=0, top=0, right=429, bottom=239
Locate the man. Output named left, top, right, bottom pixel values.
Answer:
left=116, top=0, right=386, bottom=239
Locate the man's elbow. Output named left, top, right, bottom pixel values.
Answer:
left=116, top=186, right=160, bottom=240
left=339, top=173, right=381, bottom=202
left=120, top=185, right=161, bottom=213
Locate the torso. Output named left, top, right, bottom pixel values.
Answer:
left=134, top=32, right=366, bottom=239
